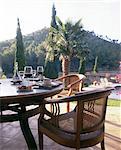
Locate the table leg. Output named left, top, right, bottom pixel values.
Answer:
left=19, top=118, right=37, bottom=150
left=19, top=105, right=37, bottom=150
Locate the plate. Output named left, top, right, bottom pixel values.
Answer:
left=33, top=81, right=62, bottom=90
left=27, top=78, right=40, bottom=82
left=11, top=80, right=22, bottom=84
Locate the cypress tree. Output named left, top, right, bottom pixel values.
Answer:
left=51, top=4, right=58, bottom=29
left=93, top=56, right=98, bottom=74
left=15, top=18, right=25, bottom=71
left=44, top=4, right=60, bottom=79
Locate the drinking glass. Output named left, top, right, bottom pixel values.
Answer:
left=37, top=66, right=44, bottom=80
left=19, top=71, right=24, bottom=79
left=37, top=66, right=44, bottom=75
left=24, top=66, right=33, bottom=78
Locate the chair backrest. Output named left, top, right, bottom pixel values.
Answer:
left=55, top=73, right=86, bottom=92
left=76, top=90, right=108, bottom=133
left=53, top=88, right=110, bottom=129
left=42, top=88, right=112, bottom=148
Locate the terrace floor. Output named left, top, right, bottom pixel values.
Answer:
left=0, top=104, right=121, bottom=150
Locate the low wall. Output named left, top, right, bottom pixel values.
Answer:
left=85, top=71, right=120, bottom=84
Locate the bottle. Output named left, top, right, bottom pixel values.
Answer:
left=13, top=62, right=21, bottom=81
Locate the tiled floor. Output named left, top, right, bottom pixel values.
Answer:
left=0, top=105, right=121, bottom=150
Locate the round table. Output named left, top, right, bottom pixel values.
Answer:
left=0, top=79, right=63, bottom=150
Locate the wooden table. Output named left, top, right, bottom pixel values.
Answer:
left=0, top=79, right=63, bottom=150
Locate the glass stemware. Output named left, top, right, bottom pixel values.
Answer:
left=37, top=66, right=44, bottom=80
left=19, top=71, right=24, bottom=79
left=24, top=66, right=33, bottom=78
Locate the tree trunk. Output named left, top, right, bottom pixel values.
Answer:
left=62, top=56, right=69, bottom=76
left=61, top=56, right=70, bottom=87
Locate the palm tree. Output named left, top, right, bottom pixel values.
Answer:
left=55, top=17, right=89, bottom=76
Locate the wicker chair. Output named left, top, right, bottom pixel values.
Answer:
left=54, top=73, right=86, bottom=112
left=38, top=88, right=112, bottom=150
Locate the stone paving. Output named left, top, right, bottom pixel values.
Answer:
left=0, top=105, right=121, bottom=150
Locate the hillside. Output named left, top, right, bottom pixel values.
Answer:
left=0, top=27, right=49, bottom=52
left=0, top=27, right=120, bottom=54
left=83, top=31, right=121, bottom=70
left=0, top=27, right=121, bottom=76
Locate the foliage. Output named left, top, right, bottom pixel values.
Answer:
left=43, top=4, right=60, bottom=79
left=107, top=99, right=121, bottom=107
left=55, top=17, right=89, bottom=75
left=44, top=60, right=59, bottom=79
left=0, top=26, right=120, bottom=77
left=1, top=49, right=14, bottom=77
left=84, top=31, right=121, bottom=71
left=0, top=28, right=48, bottom=77
left=15, top=18, right=25, bottom=71
left=93, top=56, right=98, bottom=74
left=78, top=58, right=86, bottom=74
left=51, top=4, right=58, bottom=29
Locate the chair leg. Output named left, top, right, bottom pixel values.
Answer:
left=50, top=96, right=53, bottom=112
left=67, top=102, right=70, bottom=112
left=101, top=139, right=105, bottom=150
left=39, top=131, right=44, bottom=150
left=0, top=110, right=3, bottom=115
left=50, top=104, right=52, bottom=112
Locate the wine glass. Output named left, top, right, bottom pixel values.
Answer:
left=24, top=66, right=33, bottom=78
left=19, top=71, right=24, bottom=79
left=37, top=66, right=44, bottom=80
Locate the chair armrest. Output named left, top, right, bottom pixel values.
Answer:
left=44, top=96, right=72, bottom=104
left=55, top=74, right=86, bottom=82
left=67, top=79, right=83, bottom=89
left=44, top=87, right=113, bottom=104
left=54, top=75, right=68, bottom=81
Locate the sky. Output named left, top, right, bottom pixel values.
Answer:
left=0, top=0, right=120, bottom=42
